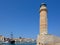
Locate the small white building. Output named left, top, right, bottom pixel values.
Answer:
left=0, top=35, right=4, bottom=42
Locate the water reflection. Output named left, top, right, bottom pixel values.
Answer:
left=0, top=43, right=36, bottom=45
left=9, top=44, right=15, bottom=45
left=0, top=43, right=15, bottom=45
left=0, top=44, right=3, bottom=45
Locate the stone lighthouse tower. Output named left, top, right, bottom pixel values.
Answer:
left=37, top=3, right=48, bottom=45
left=40, top=3, right=47, bottom=35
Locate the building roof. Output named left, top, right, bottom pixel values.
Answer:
left=40, top=3, right=47, bottom=7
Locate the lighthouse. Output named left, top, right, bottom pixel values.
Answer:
left=40, top=3, right=48, bottom=35
left=37, top=3, right=48, bottom=45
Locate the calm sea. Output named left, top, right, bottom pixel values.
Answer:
left=1, top=43, right=36, bottom=45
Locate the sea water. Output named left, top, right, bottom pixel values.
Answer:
left=2, top=43, right=36, bottom=45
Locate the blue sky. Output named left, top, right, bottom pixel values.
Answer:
left=0, top=0, right=60, bottom=39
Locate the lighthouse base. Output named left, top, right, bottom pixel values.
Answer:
left=37, top=34, right=60, bottom=45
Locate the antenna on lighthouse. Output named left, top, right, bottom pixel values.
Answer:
left=41, top=0, right=47, bottom=4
